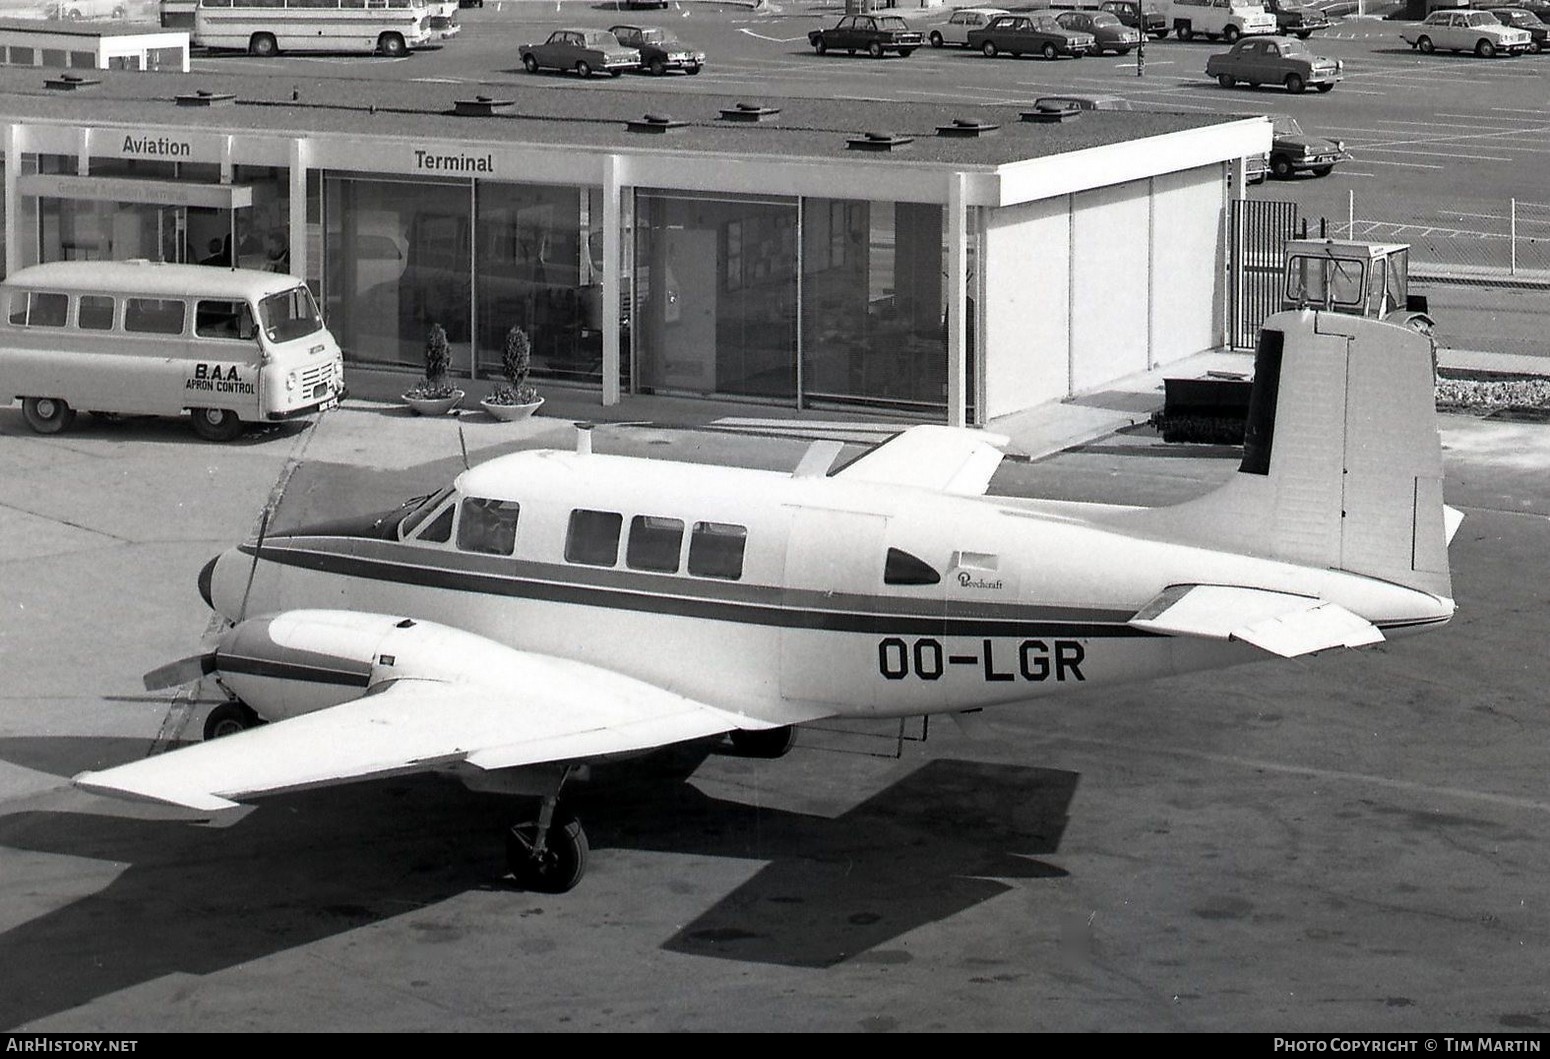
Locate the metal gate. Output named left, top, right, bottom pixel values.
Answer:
left=1229, top=198, right=1300, bottom=351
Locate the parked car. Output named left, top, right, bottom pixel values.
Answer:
left=45, top=0, right=127, bottom=17
left=1267, top=114, right=1350, bottom=178
left=1162, top=0, right=1278, bottom=42
left=1258, top=0, right=1333, bottom=38
left=1097, top=0, right=1169, bottom=37
left=807, top=15, right=923, bottom=58
left=608, top=25, right=706, bottom=75
left=927, top=6, right=1008, bottom=48
left=1031, top=93, right=1136, bottom=110
left=1399, top=9, right=1533, bottom=54
left=968, top=13, right=1096, bottom=58
left=1054, top=9, right=1144, bottom=53
left=1487, top=7, right=1549, bottom=50
left=520, top=29, right=640, bottom=77
left=1206, top=35, right=1344, bottom=92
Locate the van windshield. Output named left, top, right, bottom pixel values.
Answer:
left=258, top=286, right=324, bottom=344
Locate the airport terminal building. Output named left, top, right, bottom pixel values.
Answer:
left=0, top=65, right=1267, bottom=425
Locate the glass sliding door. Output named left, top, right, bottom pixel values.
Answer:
left=324, top=175, right=471, bottom=371
left=634, top=191, right=797, bottom=401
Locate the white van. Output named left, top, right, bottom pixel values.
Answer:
left=0, top=261, right=345, bottom=441
left=1163, top=0, right=1275, bottom=41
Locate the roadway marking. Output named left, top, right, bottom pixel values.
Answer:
left=737, top=29, right=808, bottom=42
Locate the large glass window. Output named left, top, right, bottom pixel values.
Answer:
left=801, top=200, right=950, bottom=411
left=635, top=192, right=797, bottom=401
left=324, top=175, right=471, bottom=370
left=474, top=182, right=598, bottom=383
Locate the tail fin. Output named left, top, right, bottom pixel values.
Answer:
left=1136, top=310, right=1451, bottom=599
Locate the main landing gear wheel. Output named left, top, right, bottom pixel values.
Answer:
left=506, top=802, right=588, bottom=893
left=729, top=725, right=798, bottom=758
left=204, top=700, right=262, bottom=740
left=22, top=396, right=75, bottom=434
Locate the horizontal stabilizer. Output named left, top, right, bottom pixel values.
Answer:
left=836, top=425, right=1010, bottom=496
left=1130, top=584, right=1383, bottom=659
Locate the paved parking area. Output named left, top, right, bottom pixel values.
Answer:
left=2, top=398, right=1549, bottom=1031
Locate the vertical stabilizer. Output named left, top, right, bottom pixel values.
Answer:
left=1132, top=310, right=1451, bottom=599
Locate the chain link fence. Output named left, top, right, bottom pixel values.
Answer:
left=1302, top=191, right=1550, bottom=280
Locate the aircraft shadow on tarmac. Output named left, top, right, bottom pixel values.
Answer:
left=0, top=736, right=1075, bottom=1027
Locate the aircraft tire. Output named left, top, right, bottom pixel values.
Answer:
left=204, top=700, right=261, bottom=740
left=507, top=807, right=588, bottom=893
left=729, top=725, right=798, bottom=758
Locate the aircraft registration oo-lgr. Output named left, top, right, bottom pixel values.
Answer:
left=75, top=310, right=1462, bottom=892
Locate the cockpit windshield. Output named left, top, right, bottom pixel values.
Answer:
left=398, top=486, right=456, bottom=539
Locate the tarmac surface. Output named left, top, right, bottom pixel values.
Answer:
left=3, top=366, right=1550, bottom=1032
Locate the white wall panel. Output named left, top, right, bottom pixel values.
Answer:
left=1150, top=166, right=1225, bottom=366
left=982, top=196, right=1070, bottom=418
left=1070, top=181, right=1149, bottom=393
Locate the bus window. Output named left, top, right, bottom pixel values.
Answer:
left=78, top=295, right=116, bottom=331
left=196, top=299, right=252, bottom=339
left=124, top=297, right=187, bottom=334
left=8, top=291, right=68, bottom=327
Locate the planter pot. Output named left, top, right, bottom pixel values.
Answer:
left=402, top=390, right=464, bottom=416
left=481, top=395, right=544, bottom=421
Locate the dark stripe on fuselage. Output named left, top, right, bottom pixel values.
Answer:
left=242, top=539, right=1159, bottom=639
left=219, top=652, right=373, bottom=688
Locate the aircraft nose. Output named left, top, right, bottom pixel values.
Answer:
left=198, top=554, right=219, bottom=610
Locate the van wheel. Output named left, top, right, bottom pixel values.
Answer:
left=191, top=408, right=244, bottom=442
left=249, top=33, right=277, bottom=57
left=378, top=32, right=407, bottom=57
left=1223, top=24, right=1240, bottom=43
left=22, top=397, right=75, bottom=435
left=1175, top=21, right=1193, bottom=41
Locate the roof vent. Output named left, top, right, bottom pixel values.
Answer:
left=937, top=118, right=998, bottom=138
left=44, top=73, right=99, bottom=91
left=1021, top=103, right=1080, bottom=124
left=452, top=95, right=515, bottom=117
left=176, top=89, right=236, bottom=108
left=846, top=131, right=914, bottom=152
left=719, top=102, right=781, bottom=123
left=627, top=113, right=688, bottom=134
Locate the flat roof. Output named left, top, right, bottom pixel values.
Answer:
left=0, top=16, right=177, bottom=39
left=0, top=63, right=1258, bottom=171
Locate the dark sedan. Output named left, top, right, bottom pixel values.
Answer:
left=968, top=13, right=1095, bottom=59
left=1206, top=36, right=1343, bottom=93
left=1054, top=9, right=1144, bottom=54
left=1268, top=114, right=1350, bottom=178
left=608, top=24, right=707, bottom=75
left=1488, top=7, right=1549, bottom=50
left=808, top=15, right=924, bottom=58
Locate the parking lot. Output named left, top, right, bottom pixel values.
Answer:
left=3, top=388, right=1550, bottom=1031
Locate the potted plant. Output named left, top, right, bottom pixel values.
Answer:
left=481, top=325, right=544, bottom=421
left=402, top=323, right=464, bottom=415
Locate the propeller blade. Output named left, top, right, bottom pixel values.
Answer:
left=143, top=652, right=217, bottom=691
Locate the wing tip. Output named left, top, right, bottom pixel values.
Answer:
left=72, top=769, right=242, bottom=813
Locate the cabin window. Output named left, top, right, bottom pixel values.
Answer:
left=7, top=290, right=67, bottom=328
left=688, top=521, right=747, bottom=581
left=457, top=497, right=521, bottom=556
left=566, top=509, right=623, bottom=567
left=626, top=515, right=684, bottom=573
left=885, top=547, right=940, bottom=586
left=124, top=297, right=187, bottom=335
left=195, top=299, right=253, bottom=340
left=413, top=502, right=455, bottom=544
left=78, top=295, right=115, bottom=331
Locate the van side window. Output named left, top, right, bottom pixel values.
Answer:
left=688, top=522, right=747, bottom=580
left=8, top=291, right=68, bottom=327
left=195, top=299, right=250, bottom=339
left=78, top=295, right=115, bottom=331
left=456, top=497, right=521, bottom=556
left=566, top=509, right=623, bottom=567
left=124, top=297, right=186, bottom=335
left=626, top=515, right=684, bottom=573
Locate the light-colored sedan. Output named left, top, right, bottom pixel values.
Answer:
left=520, top=29, right=641, bottom=77
left=1400, top=9, right=1533, bottom=56
left=927, top=6, right=1008, bottom=48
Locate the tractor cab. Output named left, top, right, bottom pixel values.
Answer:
left=1282, top=238, right=1433, bottom=334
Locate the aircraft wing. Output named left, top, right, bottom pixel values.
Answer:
left=835, top=425, right=1011, bottom=496
left=74, top=666, right=765, bottom=813
left=1128, top=584, right=1383, bottom=659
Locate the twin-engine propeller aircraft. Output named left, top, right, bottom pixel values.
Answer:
left=75, top=311, right=1461, bottom=892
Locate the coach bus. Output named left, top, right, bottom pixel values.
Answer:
left=0, top=261, right=345, bottom=441
left=193, top=0, right=436, bottom=57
